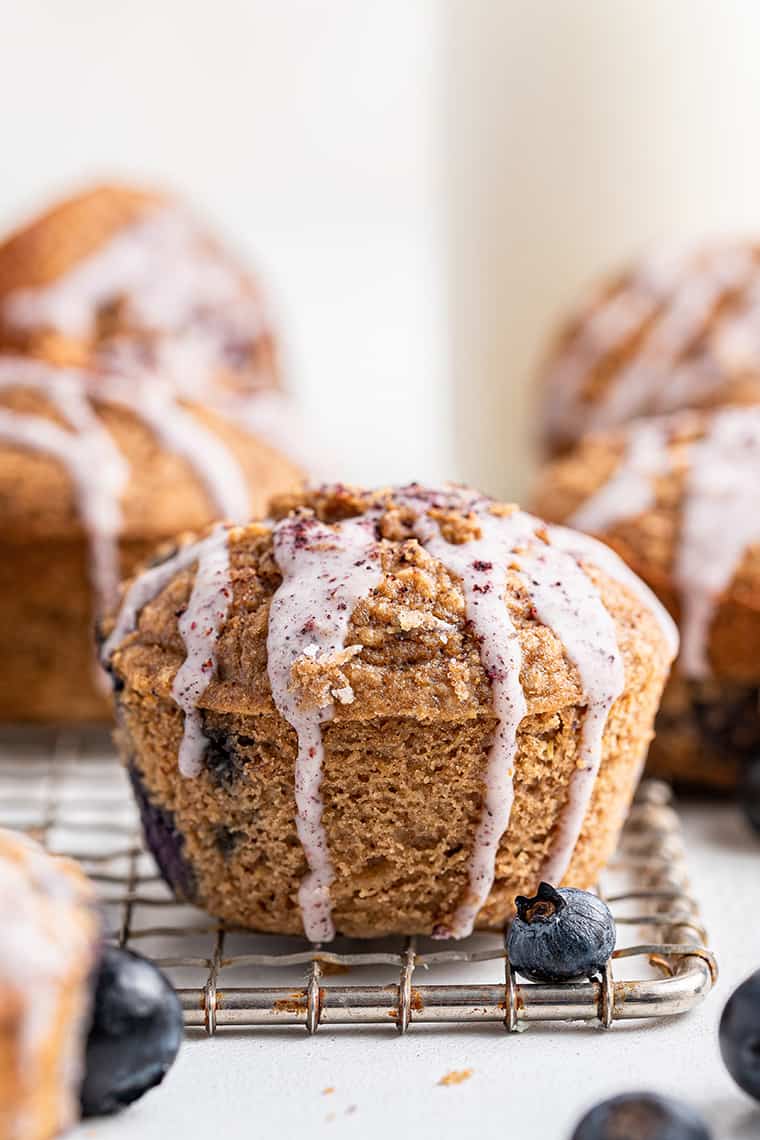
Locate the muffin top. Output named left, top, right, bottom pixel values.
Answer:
left=541, top=240, right=760, bottom=454
left=0, top=183, right=277, bottom=399
left=102, top=483, right=676, bottom=941
left=0, top=355, right=303, bottom=613
left=534, top=405, right=760, bottom=682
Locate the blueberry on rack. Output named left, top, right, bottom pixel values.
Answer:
left=719, top=969, right=760, bottom=1102
left=507, top=882, right=615, bottom=983
left=570, top=1092, right=712, bottom=1140
left=80, top=946, right=183, bottom=1117
left=739, top=755, right=760, bottom=835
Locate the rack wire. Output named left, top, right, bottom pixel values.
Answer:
left=0, top=727, right=717, bottom=1035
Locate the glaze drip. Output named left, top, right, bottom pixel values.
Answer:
left=267, top=512, right=384, bottom=942
left=569, top=419, right=672, bottom=536
left=97, top=373, right=251, bottom=523
left=676, top=408, right=760, bottom=678
left=171, top=525, right=234, bottom=778
left=517, top=545, right=624, bottom=884
left=401, top=489, right=624, bottom=935
left=101, top=528, right=230, bottom=663
left=0, top=361, right=128, bottom=613
left=404, top=496, right=531, bottom=938
left=567, top=406, right=760, bottom=677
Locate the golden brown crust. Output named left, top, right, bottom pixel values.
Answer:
left=533, top=411, right=760, bottom=682
left=0, top=183, right=278, bottom=392
left=108, top=485, right=672, bottom=937
left=0, top=185, right=162, bottom=296
left=0, top=830, right=98, bottom=1140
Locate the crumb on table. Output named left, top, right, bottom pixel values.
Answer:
left=438, top=1068, right=474, bottom=1087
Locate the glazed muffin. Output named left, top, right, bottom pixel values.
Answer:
left=534, top=405, right=760, bottom=787
left=0, top=355, right=304, bottom=722
left=101, top=483, right=676, bottom=941
left=0, top=183, right=277, bottom=400
left=541, top=240, right=760, bottom=455
left=0, top=828, right=98, bottom=1140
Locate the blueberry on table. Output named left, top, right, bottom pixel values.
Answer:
left=719, top=969, right=760, bottom=1102
left=507, top=882, right=615, bottom=983
left=739, top=755, right=760, bottom=835
left=570, top=1092, right=712, bottom=1140
left=80, top=945, right=183, bottom=1117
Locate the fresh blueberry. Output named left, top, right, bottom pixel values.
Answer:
left=507, top=882, right=615, bottom=983
left=80, top=946, right=183, bottom=1117
left=739, top=755, right=760, bottom=835
left=719, top=968, right=760, bottom=1102
left=570, top=1092, right=712, bottom=1139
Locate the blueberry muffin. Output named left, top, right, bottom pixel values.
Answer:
left=534, top=405, right=760, bottom=787
left=0, top=828, right=98, bottom=1140
left=541, top=240, right=760, bottom=455
left=0, top=355, right=304, bottom=722
left=0, top=182, right=277, bottom=399
left=102, top=483, right=675, bottom=940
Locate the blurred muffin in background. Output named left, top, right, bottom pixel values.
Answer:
left=534, top=405, right=760, bottom=788
left=540, top=240, right=760, bottom=456
left=0, top=183, right=278, bottom=401
left=0, top=355, right=304, bottom=723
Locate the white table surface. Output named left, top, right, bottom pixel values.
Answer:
left=70, top=800, right=760, bottom=1140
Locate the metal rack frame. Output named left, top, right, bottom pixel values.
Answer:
left=0, top=729, right=717, bottom=1035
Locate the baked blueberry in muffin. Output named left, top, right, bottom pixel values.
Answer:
left=102, top=483, right=675, bottom=940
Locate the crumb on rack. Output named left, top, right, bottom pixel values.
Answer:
left=322, top=1087, right=335, bottom=1095
left=438, top=1068, right=474, bottom=1087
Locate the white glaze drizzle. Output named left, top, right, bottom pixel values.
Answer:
left=565, top=406, right=760, bottom=678
left=2, top=207, right=264, bottom=346
left=549, top=524, right=679, bottom=660
left=675, top=407, right=760, bottom=678
left=100, top=528, right=229, bottom=662
left=403, top=494, right=530, bottom=938
left=97, top=372, right=251, bottom=522
left=398, top=488, right=625, bottom=935
left=0, top=361, right=129, bottom=613
left=568, top=419, right=672, bottom=536
left=171, top=525, right=234, bottom=777
left=0, top=829, right=96, bottom=1138
left=267, top=512, right=384, bottom=942
left=545, top=243, right=760, bottom=446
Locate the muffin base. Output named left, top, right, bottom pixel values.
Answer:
left=647, top=675, right=760, bottom=790
left=116, top=681, right=656, bottom=939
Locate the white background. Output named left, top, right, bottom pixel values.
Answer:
left=2, top=4, right=760, bottom=1137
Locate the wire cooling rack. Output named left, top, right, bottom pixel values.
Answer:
left=0, top=727, right=717, bottom=1035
